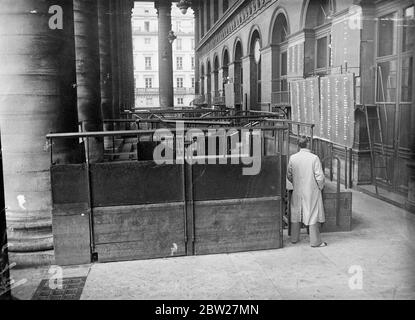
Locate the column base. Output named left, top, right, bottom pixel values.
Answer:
left=8, top=250, right=55, bottom=269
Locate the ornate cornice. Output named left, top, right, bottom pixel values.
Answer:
left=196, top=0, right=273, bottom=57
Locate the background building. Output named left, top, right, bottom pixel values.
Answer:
left=132, top=2, right=196, bottom=108
left=193, top=0, right=414, bottom=210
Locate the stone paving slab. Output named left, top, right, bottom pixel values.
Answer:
left=9, top=189, right=415, bottom=300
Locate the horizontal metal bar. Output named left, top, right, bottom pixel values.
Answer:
left=46, top=125, right=290, bottom=140
left=264, top=118, right=315, bottom=128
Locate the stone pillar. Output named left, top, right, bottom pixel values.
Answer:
left=120, top=0, right=129, bottom=111
left=353, top=3, right=375, bottom=185
left=218, top=0, right=224, bottom=17
left=210, top=0, right=216, bottom=26
left=1, top=150, right=10, bottom=298
left=0, top=0, right=79, bottom=265
left=115, top=0, right=125, bottom=114
left=203, top=0, right=209, bottom=34
left=193, top=7, right=200, bottom=95
left=261, top=46, right=272, bottom=105
left=109, top=0, right=120, bottom=121
left=74, top=0, right=104, bottom=162
left=125, top=0, right=135, bottom=110
left=98, top=0, right=114, bottom=144
left=156, top=1, right=174, bottom=109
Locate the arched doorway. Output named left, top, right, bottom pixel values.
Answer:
left=304, top=0, right=334, bottom=75
left=249, top=29, right=262, bottom=110
left=234, top=40, right=243, bottom=109
left=271, top=12, right=289, bottom=105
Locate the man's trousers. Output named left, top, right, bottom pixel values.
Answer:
left=290, top=222, right=323, bottom=247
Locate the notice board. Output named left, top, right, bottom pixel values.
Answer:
left=290, top=77, right=320, bottom=136
left=319, top=73, right=355, bottom=148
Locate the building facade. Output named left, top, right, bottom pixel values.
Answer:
left=192, top=0, right=414, bottom=210
left=132, top=2, right=196, bottom=108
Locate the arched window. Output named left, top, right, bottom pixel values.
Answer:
left=271, top=13, right=289, bottom=105
left=304, top=0, right=334, bottom=75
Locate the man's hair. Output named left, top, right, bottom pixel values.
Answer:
left=298, top=136, right=309, bottom=149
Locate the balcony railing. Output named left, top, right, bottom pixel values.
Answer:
left=135, top=88, right=196, bottom=95
left=136, top=88, right=159, bottom=94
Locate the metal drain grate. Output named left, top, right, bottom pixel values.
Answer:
left=31, top=276, right=87, bottom=300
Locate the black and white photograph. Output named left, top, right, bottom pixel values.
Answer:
left=0, top=0, right=414, bottom=306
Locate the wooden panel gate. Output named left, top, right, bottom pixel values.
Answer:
left=51, top=156, right=285, bottom=265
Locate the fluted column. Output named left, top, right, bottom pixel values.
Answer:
left=203, top=0, right=209, bottom=34
left=109, top=0, right=120, bottom=122
left=156, top=0, right=174, bottom=109
left=120, top=0, right=128, bottom=111
left=115, top=0, right=125, bottom=114
left=125, top=0, right=135, bottom=110
left=193, top=7, right=200, bottom=95
left=74, top=0, right=104, bottom=162
left=0, top=0, right=79, bottom=264
left=98, top=0, right=113, bottom=145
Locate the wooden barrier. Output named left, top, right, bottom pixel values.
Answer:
left=51, top=156, right=285, bottom=265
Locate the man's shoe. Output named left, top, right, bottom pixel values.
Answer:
left=312, top=242, right=327, bottom=248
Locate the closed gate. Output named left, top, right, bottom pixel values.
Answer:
left=49, top=127, right=287, bottom=265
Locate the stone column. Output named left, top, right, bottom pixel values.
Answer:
left=193, top=7, right=200, bottom=95
left=125, top=0, right=135, bottom=110
left=74, top=0, right=104, bottom=162
left=218, top=0, right=224, bottom=17
left=98, top=0, right=113, bottom=145
left=210, top=0, right=215, bottom=26
left=120, top=0, right=129, bottom=111
left=203, top=0, right=209, bottom=34
left=109, top=0, right=120, bottom=121
left=156, top=1, right=174, bottom=109
left=1, top=139, right=10, bottom=297
left=115, top=0, right=125, bottom=114
left=352, top=2, right=375, bottom=185
left=0, top=0, right=79, bottom=265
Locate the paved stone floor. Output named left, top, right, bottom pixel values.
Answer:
left=8, top=189, right=415, bottom=300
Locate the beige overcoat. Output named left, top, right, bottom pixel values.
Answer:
left=287, top=148, right=325, bottom=225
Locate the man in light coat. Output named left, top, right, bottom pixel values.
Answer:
left=287, top=136, right=327, bottom=247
